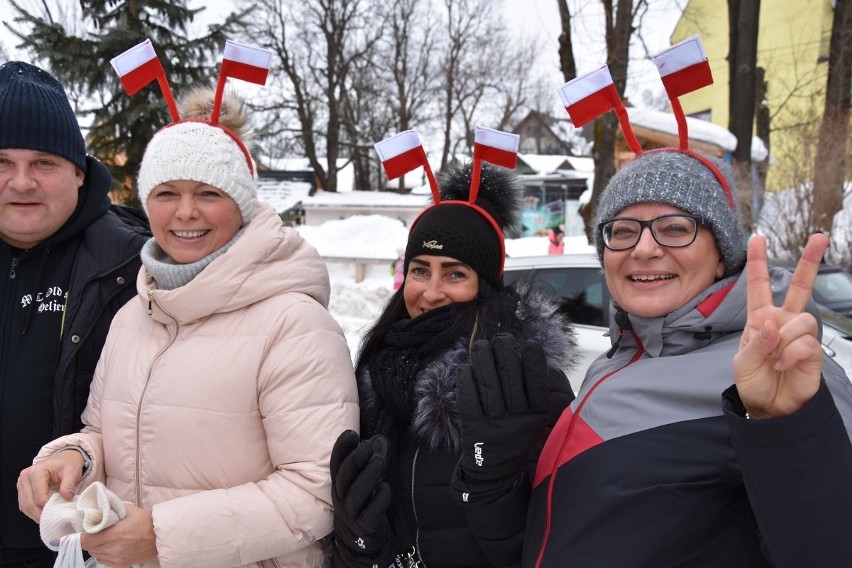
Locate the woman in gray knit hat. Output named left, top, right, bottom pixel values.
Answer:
left=523, top=146, right=852, bottom=567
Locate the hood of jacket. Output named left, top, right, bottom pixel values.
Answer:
left=360, top=282, right=578, bottom=453
left=139, top=203, right=330, bottom=324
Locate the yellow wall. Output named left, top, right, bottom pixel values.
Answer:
left=671, top=0, right=834, bottom=188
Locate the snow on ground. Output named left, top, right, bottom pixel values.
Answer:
left=295, top=214, right=593, bottom=360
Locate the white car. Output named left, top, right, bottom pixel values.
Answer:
left=503, top=253, right=611, bottom=393
left=503, top=254, right=852, bottom=392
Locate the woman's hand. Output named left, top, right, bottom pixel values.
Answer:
left=733, top=233, right=830, bottom=418
left=330, top=430, right=395, bottom=565
left=81, top=504, right=158, bottom=568
left=17, top=449, right=84, bottom=522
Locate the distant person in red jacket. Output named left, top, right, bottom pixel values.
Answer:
left=392, top=247, right=405, bottom=290
left=547, top=225, right=564, bottom=255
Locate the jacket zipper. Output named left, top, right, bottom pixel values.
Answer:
left=135, top=291, right=179, bottom=506
left=534, top=329, right=646, bottom=567
left=9, top=256, right=17, bottom=279
left=410, top=445, right=425, bottom=568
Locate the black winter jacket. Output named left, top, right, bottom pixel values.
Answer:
left=357, top=286, right=578, bottom=567
left=0, top=157, right=149, bottom=553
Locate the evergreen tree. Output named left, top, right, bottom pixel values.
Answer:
left=5, top=0, right=249, bottom=205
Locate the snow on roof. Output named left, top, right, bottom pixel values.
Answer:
left=751, top=136, right=769, bottom=162
left=519, top=154, right=594, bottom=179
left=256, top=179, right=313, bottom=213
left=519, top=154, right=575, bottom=175
left=627, top=107, right=738, bottom=151
left=303, top=189, right=430, bottom=209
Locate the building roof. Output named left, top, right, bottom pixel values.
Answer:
left=627, top=107, right=738, bottom=152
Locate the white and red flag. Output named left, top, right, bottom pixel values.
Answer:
left=221, top=39, right=273, bottom=86
left=473, top=126, right=519, bottom=169
left=110, top=39, right=164, bottom=96
left=374, top=130, right=429, bottom=180
left=557, top=66, right=621, bottom=127
left=374, top=130, right=439, bottom=200
left=211, top=40, right=273, bottom=123
left=653, top=35, right=713, bottom=99
left=111, top=39, right=179, bottom=120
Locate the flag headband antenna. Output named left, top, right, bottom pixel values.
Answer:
left=373, top=126, right=519, bottom=276
left=109, top=38, right=179, bottom=121
left=111, top=38, right=273, bottom=176
left=555, top=34, right=734, bottom=208
left=373, top=126, right=519, bottom=206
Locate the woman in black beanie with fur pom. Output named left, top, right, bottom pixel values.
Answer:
left=330, top=162, right=579, bottom=567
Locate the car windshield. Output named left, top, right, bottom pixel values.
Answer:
left=814, top=271, right=852, bottom=303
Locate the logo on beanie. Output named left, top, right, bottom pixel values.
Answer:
left=422, top=240, right=443, bottom=250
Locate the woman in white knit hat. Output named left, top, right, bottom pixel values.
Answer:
left=17, top=86, right=359, bottom=568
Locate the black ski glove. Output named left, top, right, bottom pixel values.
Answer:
left=455, top=333, right=551, bottom=492
left=331, top=430, right=395, bottom=567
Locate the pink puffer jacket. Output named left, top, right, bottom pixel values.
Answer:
left=37, top=204, right=359, bottom=567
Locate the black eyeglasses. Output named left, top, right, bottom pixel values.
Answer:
left=598, top=214, right=709, bottom=251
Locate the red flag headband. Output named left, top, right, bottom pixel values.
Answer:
left=374, top=126, right=519, bottom=205
left=374, top=126, right=519, bottom=276
left=556, top=35, right=733, bottom=209
left=112, top=39, right=272, bottom=176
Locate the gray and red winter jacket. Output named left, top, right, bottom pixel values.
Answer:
left=523, top=268, right=852, bottom=568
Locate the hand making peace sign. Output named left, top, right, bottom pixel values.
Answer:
left=733, top=233, right=830, bottom=419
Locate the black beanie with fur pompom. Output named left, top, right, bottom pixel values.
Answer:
left=404, top=162, right=522, bottom=289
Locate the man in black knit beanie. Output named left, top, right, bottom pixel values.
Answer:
left=0, top=61, right=149, bottom=568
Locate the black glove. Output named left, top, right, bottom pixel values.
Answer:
left=330, top=430, right=395, bottom=567
left=455, top=333, right=550, bottom=490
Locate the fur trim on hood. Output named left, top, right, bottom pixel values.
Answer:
left=359, top=282, right=578, bottom=453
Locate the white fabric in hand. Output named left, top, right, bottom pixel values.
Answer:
left=39, top=481, right=127, bottom=551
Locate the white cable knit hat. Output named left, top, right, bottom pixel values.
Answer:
left=39, top=482, right=127, bottom=551
left=137, top=88, right=258, bottom=224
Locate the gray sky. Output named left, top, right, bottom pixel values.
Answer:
left=0, top=0, right=684, bottom=108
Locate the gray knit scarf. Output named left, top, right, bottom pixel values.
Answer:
left=140, top=227, right=246, bottom=291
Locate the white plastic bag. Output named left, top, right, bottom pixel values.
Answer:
left=54, top=533, right=102, bottom=568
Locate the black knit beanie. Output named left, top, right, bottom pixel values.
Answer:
left=405, top=203, right=503, bottom=288
left=0, top=61, right=87, bottom=172
left=404, top=162, right=522, bottom=289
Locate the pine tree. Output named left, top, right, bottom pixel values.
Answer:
left=5, top=0, right=249, bottom=205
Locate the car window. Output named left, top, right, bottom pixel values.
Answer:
left=504, top=266, right=610, bottom=327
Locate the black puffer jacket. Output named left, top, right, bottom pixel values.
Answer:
left=357, top=284, right=578, bottom=567
left=0, top=157, right=149, bottom=552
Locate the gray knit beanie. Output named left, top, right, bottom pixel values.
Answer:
left=593, top=150, right=746, bottom=277
left=0, top=61, right=87, bottom=172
